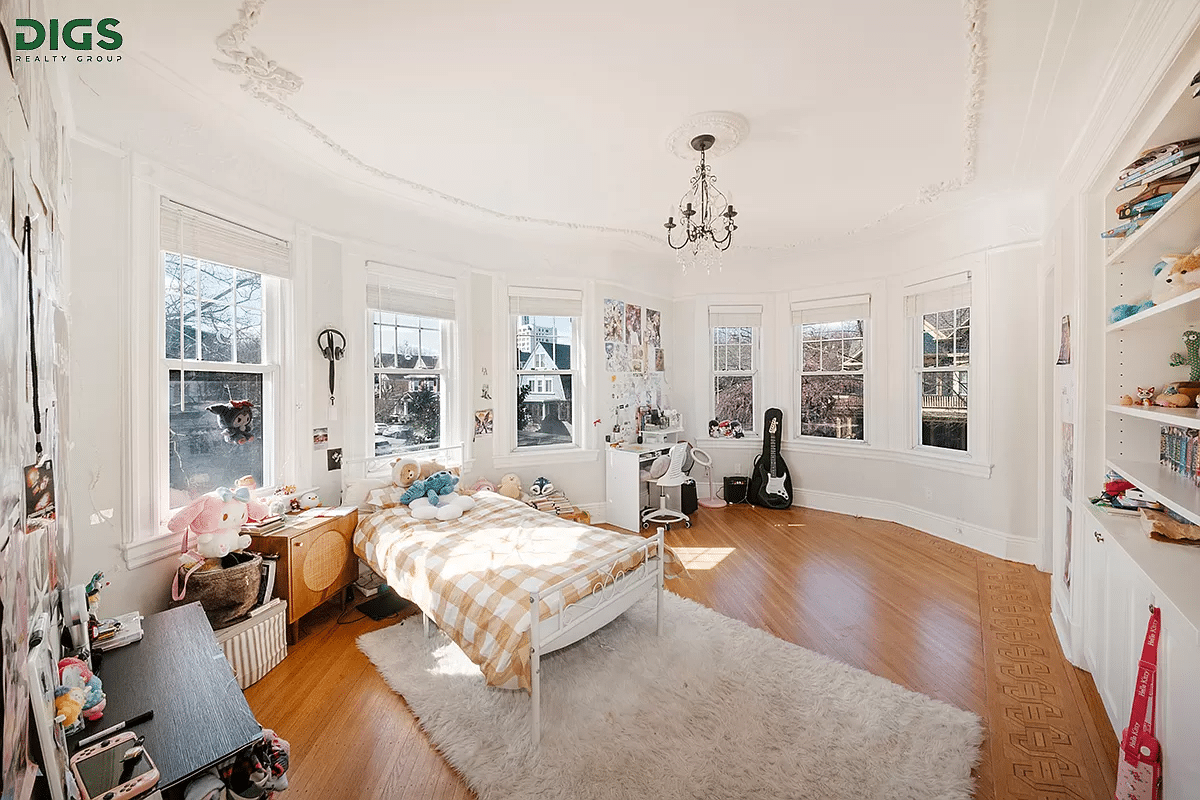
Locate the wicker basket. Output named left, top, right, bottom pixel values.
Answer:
left=170, top=551, right=263, bottom=629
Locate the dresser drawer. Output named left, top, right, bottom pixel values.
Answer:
left=286, top=515, right=358, bottom=621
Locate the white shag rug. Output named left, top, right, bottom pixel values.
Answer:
left=357, top=593, right=981, bottom=800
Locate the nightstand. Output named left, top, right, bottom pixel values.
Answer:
left=248, top=507, right=359, bottom=643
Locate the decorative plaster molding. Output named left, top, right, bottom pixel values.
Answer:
left=665, top=112, right=751, bottom=159
left=212, top=0, right=987, bottom=250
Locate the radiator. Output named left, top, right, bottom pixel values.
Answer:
left=214, top=600, right=288, bottom=689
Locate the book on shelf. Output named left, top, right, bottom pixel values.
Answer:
left=1101, top=214, right=1156, bottom=239
left=1115, top=175, right=1193, bottom=218
left=1159, top=424, right=1200, bottom=485
left=249, top=551, right=278, bottom=608
left=242, top=515, right=285, bottom=534
left=1116, top=138, right=1200, bottom=182
left=1116, top=154, right=1199, bottom=191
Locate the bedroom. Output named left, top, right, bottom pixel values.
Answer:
left=1, top=1, right=1199, bottom=799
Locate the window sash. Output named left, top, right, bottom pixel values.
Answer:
left=512, top=312, right=580, bottom=450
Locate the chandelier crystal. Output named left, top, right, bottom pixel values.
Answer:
left=664, top=134, right=738, bottom=274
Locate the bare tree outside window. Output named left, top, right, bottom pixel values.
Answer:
left=797, top=319, right=864, bottom=439
left=712, top=326, right=756, bottom=432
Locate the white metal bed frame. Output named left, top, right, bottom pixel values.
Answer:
left=344, top=449, right=667, bottom=745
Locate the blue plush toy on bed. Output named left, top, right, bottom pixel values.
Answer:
left=399, top=470, right=460, bottom=507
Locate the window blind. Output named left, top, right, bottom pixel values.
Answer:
left=791, top=294, right=871, bottom=326
left=160, top=198, right=291, bottom=279
left=904, top=272, right=971, bottom=317
left=508, top=286, right=583, bottom=318
left=366, top=269, right=456, bottom=320
left=709, top=304, right=763, bottom=328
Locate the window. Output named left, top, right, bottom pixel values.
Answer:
left=709, top=304, right=762, bottom=434
left=510, top=287, right=583, bottom=449
left=160, top=198, right=290, bottom=511
left=908, top=275, right=971, bottom=452
left=793, top=296, right=868, bottom=440
left=366, top=268, right=455, bottom=457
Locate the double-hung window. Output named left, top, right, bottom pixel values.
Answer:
left=907, top=274, right=971, bottom=452
left=793, top=296, right=869, bottom=441
left=709, top=304, right=761, bottom=435
left=510, top=287, right=582, bottom=450
left=367, top=268, right=455, bottom=456
left=160, top=198, right=290, bottom=511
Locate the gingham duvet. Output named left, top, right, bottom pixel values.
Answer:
left=353, top=490, right=685, bottom=690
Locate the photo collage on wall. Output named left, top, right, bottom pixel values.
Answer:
left=603, top=299, right=664, bottom=375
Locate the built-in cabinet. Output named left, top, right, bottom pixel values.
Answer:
left=1054, top=35, right=1200, bottom=798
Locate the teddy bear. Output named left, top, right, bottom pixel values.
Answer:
left=206, top=400, right=255, bottom=444
left=497, top=473, right=524, bottom=501
left=167, top=486, right=266, bottom=563
left=392, top=458, right=422, bottom=488
left=54, top=686, right=86, bottom=733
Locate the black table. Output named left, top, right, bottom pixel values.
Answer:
left=68, top=603, right=262, bottom=794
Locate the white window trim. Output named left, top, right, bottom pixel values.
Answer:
left=512, top=314, right=580, bottom=452
left=493, top=280, right=593, bottom=467
left=709, top=324, right=762, bottom=439
left=123, top=160, right=301, bottom=569
left=367, top=311, right=453, bottom=456
left=792, top=303, right=869, bottom=445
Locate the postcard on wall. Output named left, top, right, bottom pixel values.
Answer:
left=327, top=448, right=342, bottom=471
left=474, top=409, right=493, bottom=438
left=1061, top=422, right=1074, bottom=502
left=646, top=308, right=661, bottom=348
left=313, top=426, right=328, bottom=450
left=626, top=303, right=642, bottom=346
left=1056, top=315, right=1071, bottom=365
left=603, top=299, right=624, bottom=343
left=654, top=348, right=665, bottom=372
left=631, top=344, right=645, bottom=374
left=605, top=342, right=629, bottom=373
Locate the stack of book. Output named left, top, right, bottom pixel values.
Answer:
left=1103, top=139, right=1199, bottom=239
left=93, top=611, right=144, bottom=652
left=242, top=514, right=285, bottom=535
left=528, top=490, right=590, bottom=524
left=245, top=552, right=280, bottom=618
left=1160, top=425, right=1200, bottom=484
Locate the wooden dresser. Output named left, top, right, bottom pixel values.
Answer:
left=249, top=507, right=358, bottom=642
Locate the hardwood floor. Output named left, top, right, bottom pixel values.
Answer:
left=244, top=504, right=1117, bottom=799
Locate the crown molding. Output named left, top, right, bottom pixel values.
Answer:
left=211, top=0, right=988, bottom=250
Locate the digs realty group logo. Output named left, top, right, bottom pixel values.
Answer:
left=13, top=18, right=122, bottom=62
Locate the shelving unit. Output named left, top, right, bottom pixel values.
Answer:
left=1104, top=173, right=1200, bottom=268
left=1105, top=458, right=1200, bottom=527
left=1106, top=403, right=1200, bottom=428
left=1105, top=285, right=1200, bottom=332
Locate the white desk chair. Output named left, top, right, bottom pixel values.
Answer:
left=641, top=442, right=691, bottom=530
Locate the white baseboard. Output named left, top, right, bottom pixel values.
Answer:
left=579, top=502, right=606, bottom=524
left=794, top=488, right=1039, bottom=564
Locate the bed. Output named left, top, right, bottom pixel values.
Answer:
left=344, top=450, right=686, bottom=744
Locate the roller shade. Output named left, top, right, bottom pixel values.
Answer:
left=791, top=295, right=870, bottom=326
left=366, top=268, right=456, bottom=320
left=709, top=304, right=762, bottom=328
left=508, top=286, right=583, bottom=317
left=160, top=198, right=291, bottom=279
left=904, top=272, right=972, bottom=317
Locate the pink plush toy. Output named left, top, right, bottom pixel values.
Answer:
left=167, top=486, right=267, bottom=560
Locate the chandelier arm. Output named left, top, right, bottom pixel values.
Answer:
left=665, top=225, right=691, bottom=250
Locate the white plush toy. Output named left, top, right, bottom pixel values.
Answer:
left=409, top=492, right=476, bottom=522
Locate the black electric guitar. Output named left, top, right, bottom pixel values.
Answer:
left=748, top=408, right=793, bottom=509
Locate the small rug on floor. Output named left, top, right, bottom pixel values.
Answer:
left=357, top=593, right=982, bottom=800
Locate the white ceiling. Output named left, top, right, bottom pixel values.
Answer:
left=64, top=0, right=1141, bottom=252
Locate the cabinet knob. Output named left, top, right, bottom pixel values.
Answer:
left=294, top=542, right=303, bottom=548
left=1094, top=531, right=1104, bottom=542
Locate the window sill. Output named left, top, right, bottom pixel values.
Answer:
left=122, top=530, right=182, bottom=570
left=492, top=448, right=600, bottom=470
left=773, top=440, right=992, bottom=478
left=697, top=436, right=761, bottom=449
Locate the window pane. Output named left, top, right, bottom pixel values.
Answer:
left=844, top=338, right=864, bottom=371
left=714, top=327, right=730, bottom=345
left=802, top=340, right=821, bottom=371
left=197, top=261, right=236, bottom=303
left=955, top=328, right=970, bottom=358
left=517, top=373, right=573, bottom=447
left=421, top=326, right=442, bottom=370
left=167, top=370, right=264, bottom=509
left=199, top=300, right=233, bottom=362
left=164, top=254, right=182, bottom=360
left=373, top=373, right=441, bottom=455
left=937, top=335, right=954, bottom=367
left=921, top=369, right=968, bottom=451
left=516, top=316, right=572, bottom=371
left=234, top=271, right=262, bottom=365
left=396, top=326, right=419, bottom=368
left=956, top=307, right=970, bottom=327
left=936, top=310, right=954, bottom=335
left=820, top=339, right=841, bottom=371
left=800, top=375, right=864, bottom=440
left=714, top=375, right=754, bottom=431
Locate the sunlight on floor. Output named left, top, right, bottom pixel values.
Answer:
left=672, top=547, right=736, bottom=570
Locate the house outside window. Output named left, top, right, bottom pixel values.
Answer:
left=792, top=295, right=869, bottom=441
left=508, top=287, right=583, bottom=450
left=907, top=274, right=971, bottom=452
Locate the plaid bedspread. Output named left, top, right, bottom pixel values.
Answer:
left=353, top=490, right=685, bottom=690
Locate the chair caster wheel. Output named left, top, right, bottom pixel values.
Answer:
left=642, top=521, right=650, bottom=529
left=684, top=521, right=692, bottom=528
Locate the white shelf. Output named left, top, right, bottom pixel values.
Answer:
left=1106, top=458, right=1200, bottom=527
left=1105, top=174, right=1200, bottom=267
left=1087, top=505, right=1200, bottom=632
left=1108, top=404, right=1200, bottom=428
left=1106, top=286, right=1200, bottom=332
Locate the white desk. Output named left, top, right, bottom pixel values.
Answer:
left=605, top=443, right=676, bottom=532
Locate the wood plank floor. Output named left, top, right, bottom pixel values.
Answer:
left=244, top=504, right=1117, bottom=799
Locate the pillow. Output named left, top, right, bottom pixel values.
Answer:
left=342, top=478, right=387, bottom=510
left=364, top=485, right=410, bottom=509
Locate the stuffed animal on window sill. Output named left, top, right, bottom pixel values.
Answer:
left=167, top=486, right=265, bottom=564
left=295, top=491, right=321, bottom=510
left=207, top=400, right=255, bottom=444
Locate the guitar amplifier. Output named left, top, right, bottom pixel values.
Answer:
left=723, top=476, right=749, bottom=504
left=681, top=479, right=698, bottom=514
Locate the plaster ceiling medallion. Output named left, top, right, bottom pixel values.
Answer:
left=665, top=112, right=750, bottom=160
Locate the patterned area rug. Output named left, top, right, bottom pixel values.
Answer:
left=358, top=593, right=981, bottom=800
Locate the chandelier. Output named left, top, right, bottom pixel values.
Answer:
left=664, top=134, right=738, bottom=274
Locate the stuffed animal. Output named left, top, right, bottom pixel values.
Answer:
left=468, top=477, right=496, bottom=494
left=1169, top=330, right=1200, bottom=382
left=206, top=400, right=255, bottom=444
left=58, top=658, right=105, bottom=721
left=54, top=686, right=86, bottom=733
left=1155, top=386, right=1194, bottom=407
left=297, top=491, right=321, bottom=510
left=497, top=473, right=523, bottom=500
left=1109, top=300, right=1155, bottom=324
left=529, top=477, right=554, bottom=498
left=392, top=458, right=421, bottom=488
left=1135, top=386, right=1156, bottom=407
left=1160, top=246, right=1200, bottom=299
left=1119, top=394, right=1134, bottom=406
left=167, top=487, right=265, bottom=561
left=399, top=471, right=459, bottom=507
